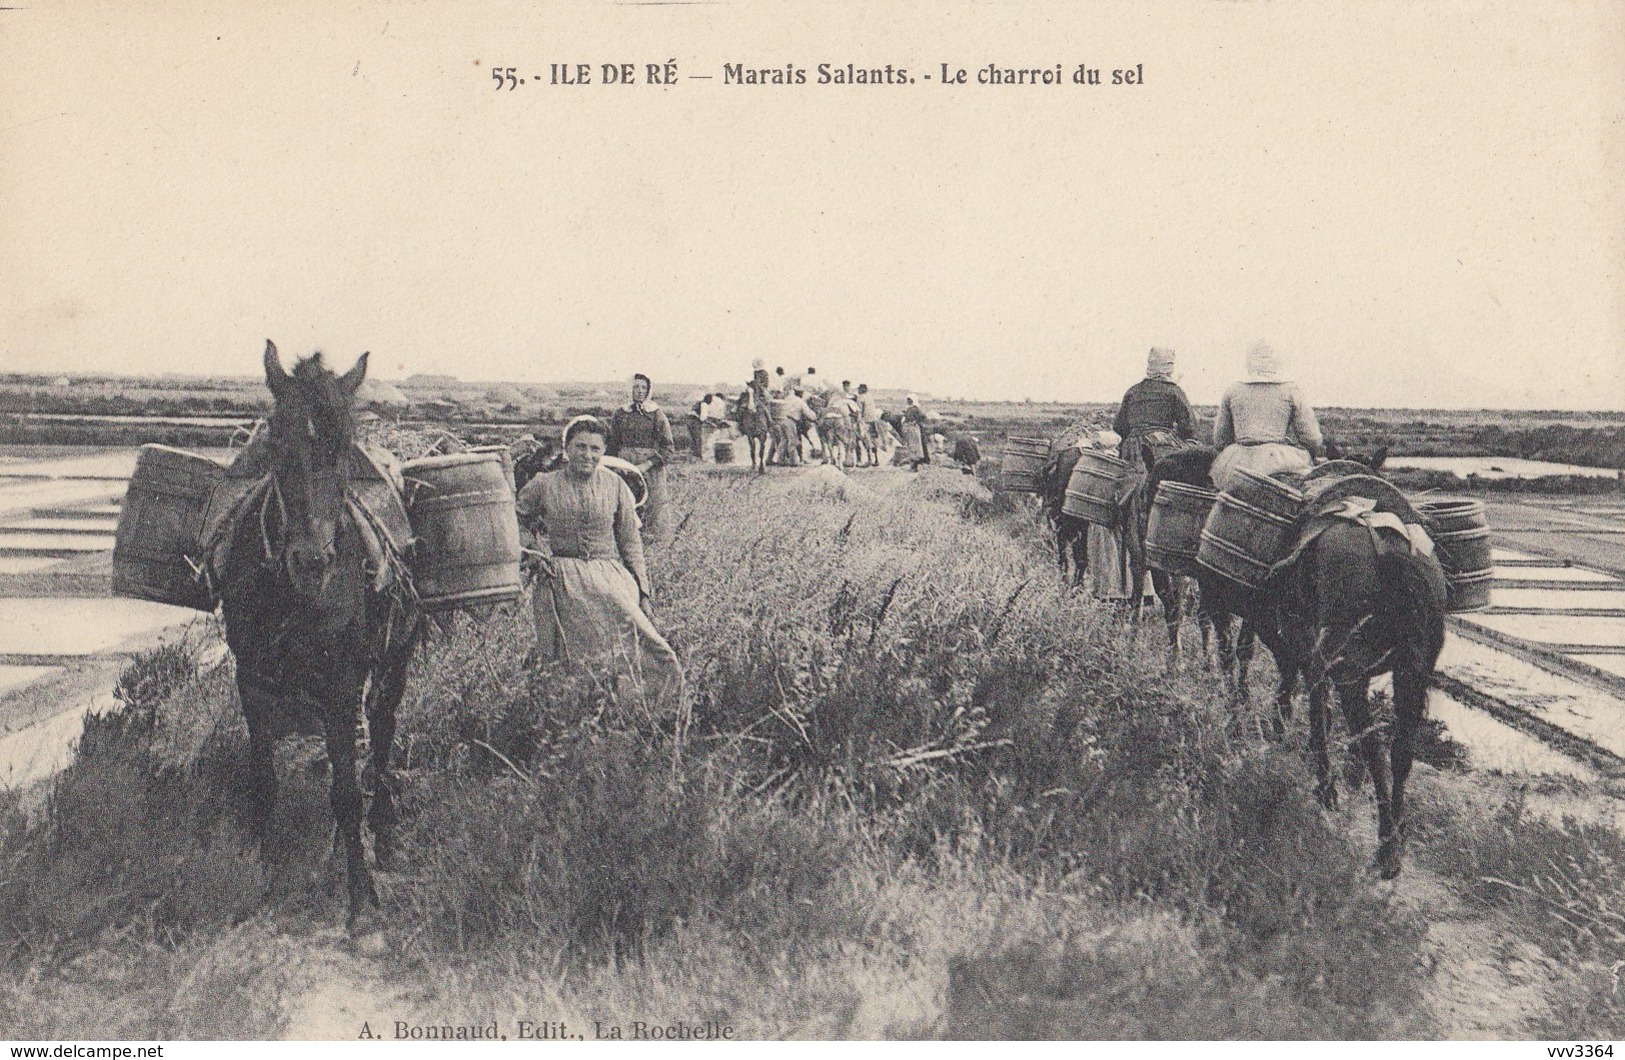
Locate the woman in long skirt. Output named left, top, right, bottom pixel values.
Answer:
left=517, top=416, right=684, bottom=707
left=1083, top=428, right=1135, bottom=603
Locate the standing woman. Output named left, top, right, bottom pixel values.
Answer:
left=608, top=373, right=676, bottom=545
left=1082, top=427, right=1136, bottom=604
left=518, top=416, right=684, bottom=707
left=1211, top=341, right=1324, bottom=492
left=900, top=395, right=928, bottom=469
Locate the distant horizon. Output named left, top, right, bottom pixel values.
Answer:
left=6, top=367, right=1624, bottom=417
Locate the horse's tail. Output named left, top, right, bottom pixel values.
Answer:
left=1377, top=542, right=1448, bottom=678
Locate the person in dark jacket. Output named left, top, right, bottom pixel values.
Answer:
left=1112, top=347, right=1196, bottom=466
left=607, top=373, right=676, bottom=545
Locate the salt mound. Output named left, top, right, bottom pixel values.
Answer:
left=788, top=463, right=872, bottom=501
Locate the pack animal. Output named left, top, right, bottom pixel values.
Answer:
left=1040, top=445, right=1089, bottom=585
left=733, top=383, right=772, bottom=472
left=1270, top=446, right=1443, bottom=878
left=1121, top=433, right=1208, bottom=666
left=1160, top=440, right=1438, bottom=876
left=214, top=341, right=424, bottom=933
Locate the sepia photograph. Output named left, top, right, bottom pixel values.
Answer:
left=2, top=0, right=1622, bottom=1045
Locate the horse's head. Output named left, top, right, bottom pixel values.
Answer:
left=1323, top=438, right=1389, bottom=472
left=262, top=339, right=367, bottom=598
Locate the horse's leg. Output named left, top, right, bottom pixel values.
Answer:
left=1305, top=648, right=1337, bottom=808
left=1234, top=619, right=1256, bottom=707
left=1340, top=675, right=1397, bottom=876
left=364, top=619, right=420, bottom=872
left=1209, top=608, right=1237, bottom=700
left=1255, top=624, right=1298, bottom=741
left=1384, top=664, right=1428, bottom=879
left=324, top=677, right=378, bottom=929
left=240, top=682, right=279, bottom=846
left=1270, top=655, right=1299, bottom=741
left=1153, top=570, right=1182, bottom=667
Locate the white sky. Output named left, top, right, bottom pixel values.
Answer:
left=3, top=1, right=1622, bottom=409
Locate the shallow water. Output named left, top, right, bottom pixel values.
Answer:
left=0, top=691, right=116, bottom=790
left=0, top=479, right=126, bottom=520
left=1492, top=565, right=1617, bottom=584
left=1461, top=612, right=1625, bottom=649
left=0, top=664, right=60, bottom=696
left=0, top=531, right=116, bottom=554
left=0, top=451, right=139, bottom=480
left=1430, top=691, right=1596, bottom=780
left=0, top=598, right=202, bottom=656
left=1568, top=654, right=1625, bottom=679
left=4, top=516, right=119, bottom=534
left=0, top=556, right=64, bottom=575
left=1440, top=635, right=1625, bottom=757
left=1491, top=587, right=1625, bottom=610
left=1390, top=456, right=1619, bottom=479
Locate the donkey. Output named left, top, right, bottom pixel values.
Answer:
left=215, top=341, right=423, bottom=932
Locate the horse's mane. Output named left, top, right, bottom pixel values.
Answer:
left=1149, top=446, right=1218, bottom=490
left=280, top=352, right=358, bottom=445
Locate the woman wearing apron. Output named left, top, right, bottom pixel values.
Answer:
left=517, top=416, right=684, bottom=708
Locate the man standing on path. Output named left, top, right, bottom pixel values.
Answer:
left=856, top=383, right=882, bottom=466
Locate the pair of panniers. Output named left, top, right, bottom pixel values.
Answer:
left=1147, top=468, right=1491, bottom=614
left=1000, top=436, right=1134, bottom=528
left=112, top=444, right=521, bottom=613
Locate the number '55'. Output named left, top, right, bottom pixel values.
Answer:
left=491, top=67, right=518, bottom=89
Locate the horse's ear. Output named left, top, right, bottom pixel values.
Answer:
left=1323, top=438, right=1344, bottom=461
left=264, top=340, right=289, bottom=398
left=1368, top=445, right=1389, bottom=471
left=339, top=351, right=369, bottom=394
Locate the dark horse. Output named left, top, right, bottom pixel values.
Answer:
left=1152, top=441, right=1443, bottom=876
left=733, top=383, right=771, bottom=472
left=1121, top=433, right=1208, bottom=666
left=1043, top=439, right=1196, bottom=664
left=216, top=341, right=423, bottom=932
left=1271, top=446, right=1443, bottom=878
left=1147, top=443, right=1389, bottom=722
left=1279, top=514, right=1447, bottom=878
left=1143, top=446, right=1295, bottom=717
left=1040, top=445, right=1089, bottom=585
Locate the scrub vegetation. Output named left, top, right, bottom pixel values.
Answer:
left=0, top=463, right=1619, bottom=1039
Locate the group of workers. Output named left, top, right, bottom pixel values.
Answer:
left=730, top=359, right=936, bottom=470
left=510, top=340, right=1322, bottom=705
